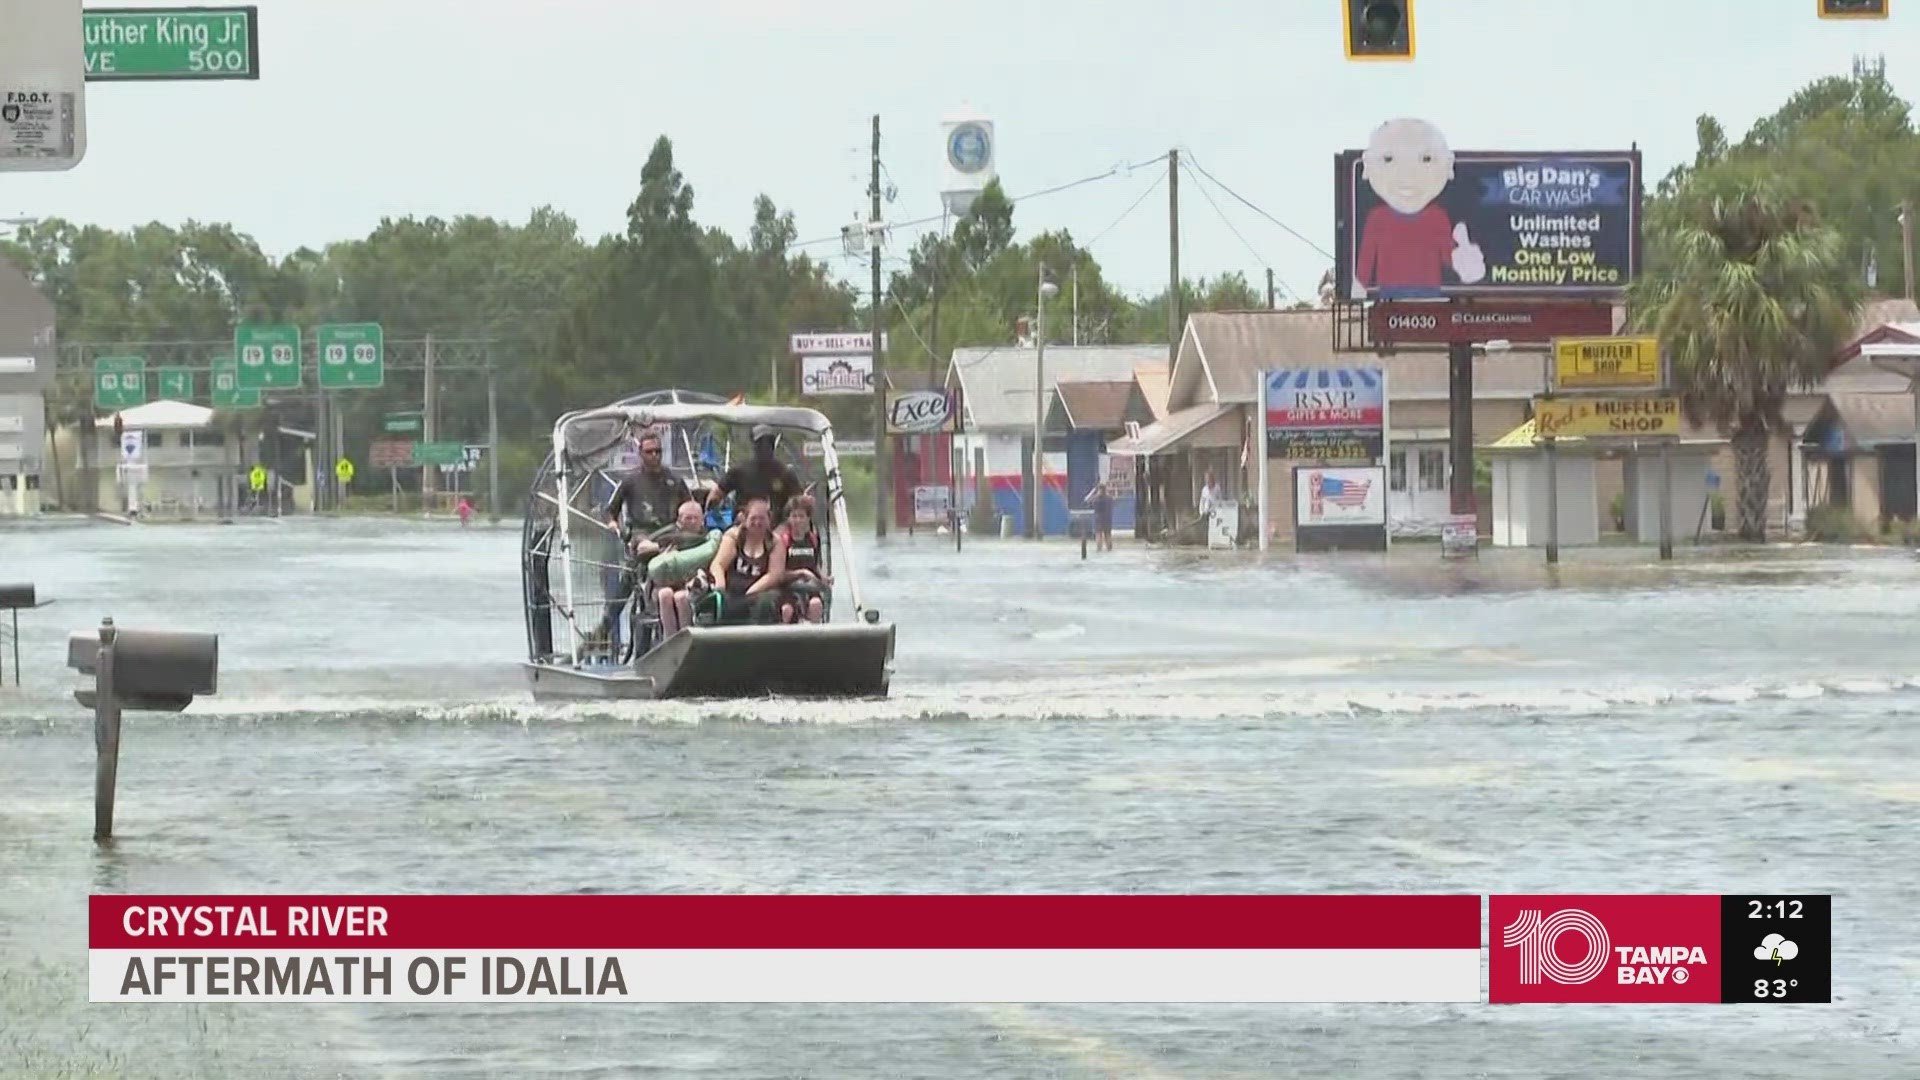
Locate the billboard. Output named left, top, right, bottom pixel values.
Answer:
left=1369, top=298, right=1616, bottom=345
left=799, top=354, right=875, bottom=396
left=1335, top=120, right=1640, bottom=301
left=1296, top=466, right=1387, bottom=527
left=1264, top=366, right=1385, bottom=460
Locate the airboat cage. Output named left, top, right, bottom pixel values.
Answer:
left=521, top=397, right=882, bottom=683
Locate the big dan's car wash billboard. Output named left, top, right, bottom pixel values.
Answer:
left=1334, top=119, right=1640, bottom=301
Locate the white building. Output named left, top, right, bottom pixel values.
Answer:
left=946, top=344, right=1166, bottom=535
left=0, top=258, right=56, bottom=516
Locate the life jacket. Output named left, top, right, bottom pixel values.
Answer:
left=783, top=528, right=821, bottom=576
left=725, top=529, right=771, bottom=594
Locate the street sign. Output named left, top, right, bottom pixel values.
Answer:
left=248, top=464, right=266, bottom=492
left=83, top=7, right=260, bottom=81
left=368, top=439, right=413, bottom=468
left=210, top=356, right=260, bottom=409
left=382, top=412, right=422, bottom=434
left=235, top=324, right=300, bottom=391
left=334, top=457, right=355, bottom=485
left=157, top=367, right=193, bottom=400
left=317, top=322, right=384, bottom=390
left=411, top=441, right=463, bottom=467
left=93, top=356, right=145, bottom=410
left=1532, top=396, right=1681, bottom=439
left=1553, top=336, right=1661, bottom=390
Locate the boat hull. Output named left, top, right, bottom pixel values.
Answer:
left=524, top=622, right=895, bottom=702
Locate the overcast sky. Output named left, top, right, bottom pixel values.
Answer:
left=7, top=0, right=1916, bottom=307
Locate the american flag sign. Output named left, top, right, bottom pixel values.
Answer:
left=1319, top=475, right=1371, bottom=507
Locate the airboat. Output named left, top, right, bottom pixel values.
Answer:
left=520, top=390, right=895, bottom=701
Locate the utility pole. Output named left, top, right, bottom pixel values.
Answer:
left=1267, top=267, right=1277, bottom=309
left=871, top=114, right=888, bottom=540
left=927, top=208, right=945, bottom=389
left=1167, top=148, right=1181, bottom=366
left=422, top=333, right=437, bottom=509
left=1901, top=199, right=1915, bottom=301
left=486, top=362, right=501, bottom=524
left=1031, top=266, right=1055, bottom=540
left=1071, top=263, right=1080, bottom=346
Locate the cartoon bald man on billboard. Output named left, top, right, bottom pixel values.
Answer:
left=1351, top=118, right=1485, bottom=298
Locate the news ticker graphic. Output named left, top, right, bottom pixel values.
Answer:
left=87, top=894, right=1829, bottom=1004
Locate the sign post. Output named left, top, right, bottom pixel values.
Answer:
left=317, top=322, right=384, bottom=390
left=234, top=324, right=301, bottom=391
left=93, top=357, right=146, bottom=411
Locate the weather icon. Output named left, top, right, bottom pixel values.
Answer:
left=1755, top=933, right=1799, bottom=965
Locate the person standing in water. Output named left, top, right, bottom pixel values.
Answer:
left=1084, top=480, right=1114, bottom=552
left=456, top=497, right=474, bottom=527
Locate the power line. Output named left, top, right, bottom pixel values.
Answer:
left=1179, top=148, right=1336, bottom=263
left=792, top=152, right=1173, bottom=251
left=1179, top=159, right=1275, bottom=283
left=1083, top=170, right=1166, bottom=251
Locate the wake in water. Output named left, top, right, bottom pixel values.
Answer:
left=24, top=670, right=1916, bottom=728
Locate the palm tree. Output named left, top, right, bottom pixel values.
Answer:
left=1629, top=171, right=1864, bottom=541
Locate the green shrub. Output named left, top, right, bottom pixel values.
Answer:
left=1806, top=502, right=1872, bottom=542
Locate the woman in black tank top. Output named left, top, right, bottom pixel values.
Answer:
left=769, top=495, right=832, bottom=623
left=700, top=497, right=780, bottom=625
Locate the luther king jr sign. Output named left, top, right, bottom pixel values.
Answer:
left=1335, top=119, right=1641, bottom=301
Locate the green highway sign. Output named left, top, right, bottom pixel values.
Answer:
left=235, top=324, right=300, bottom=390
left=211, top=356, right=260, bottom=409
left=412, top=441, right=464, bottom=467
left=94, top=356, right=146, bottom=410
left=383, top=412, right=423, bottom=434
left=317, top=322, right=385, bottom=390
left=157, top=367, right=193, bottom=400
left=84, top=6, right=260, bottom=82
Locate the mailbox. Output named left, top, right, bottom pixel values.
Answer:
left=114, top=630, right=218, bottom=699
left=68, top=626, right=218, bottom=712
left=0, top=583, right=34, bottom=610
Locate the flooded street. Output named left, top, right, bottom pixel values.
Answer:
left=3, top=518, right=1918, bottom=1077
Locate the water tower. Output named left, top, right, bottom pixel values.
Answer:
left=940, top=106, right=996, bottom=218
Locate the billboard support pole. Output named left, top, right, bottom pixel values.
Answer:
left=1543, top=349, right=1559, bottom=565
left=1659, top=438, right=1674, bottom=561
left=1381, top=366, right=1392, bottom=551
left=1256, top=369, right=1269, bottom=553
left=1447, top=304, right=1476, bottom=557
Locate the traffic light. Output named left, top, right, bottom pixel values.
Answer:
left=1819, top=0, right=1888, bottom=17
left=1345, top=0, right=1414, bottom=59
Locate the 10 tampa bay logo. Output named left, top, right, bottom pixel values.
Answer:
left=1502, top=908, right=1708, bottom=986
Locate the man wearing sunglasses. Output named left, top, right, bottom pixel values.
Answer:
left=594, top=429, right=692, bottom=647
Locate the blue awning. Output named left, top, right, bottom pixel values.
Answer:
left=1266, top=366, right=1383, bottom=392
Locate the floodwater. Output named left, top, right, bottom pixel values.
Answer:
left=2, top=516, right=1917, bottom=1078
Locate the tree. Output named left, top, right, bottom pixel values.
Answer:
left=1629, top=173, right=1864, bottom=540
left=952, top=180, right=1015, bottom=271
